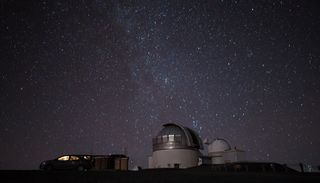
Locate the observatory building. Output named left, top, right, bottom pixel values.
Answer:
left=148, top=123, right=246, bottom=169
left=148, top=123, right=204, bottom=168
left=207, top=138, right=246, bottom=164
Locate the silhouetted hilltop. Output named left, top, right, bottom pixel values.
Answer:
left=1, top=169, right=320, bottom=183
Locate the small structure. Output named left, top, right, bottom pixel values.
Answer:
left=207, top=138, right=245, bottom=164
left=93, top=154, right=128, bottom=171
left=148, top=123, right=203, bottom=168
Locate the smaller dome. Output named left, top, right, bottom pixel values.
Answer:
left=208, top=138, right=231, bottom=153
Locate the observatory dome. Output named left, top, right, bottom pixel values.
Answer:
left=152, top=123, right=203, bottom=151
left=208, top=138, right=231, bottom=153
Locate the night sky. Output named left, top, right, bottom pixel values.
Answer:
left=1, top=0, right=320, bottom=170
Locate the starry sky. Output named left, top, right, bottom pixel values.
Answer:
left=1, top=0, right=320, bottom=169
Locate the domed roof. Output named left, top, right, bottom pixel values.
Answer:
left=157, top=124, right=185, bottom=137
left=208, top=138, right=231, bottom=153
left=152, top=123, right=203, bottom=151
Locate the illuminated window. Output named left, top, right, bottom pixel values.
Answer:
left=70, top=156, right=80, bottom=161
left=83, top=156, right=91, bottom=160
left=169, top=135, right=174, bottom=142
left=58, top=156, right=69, bottom=161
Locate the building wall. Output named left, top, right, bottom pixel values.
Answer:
left=148, top=156, right=153, bottom=168
left=209, top=151, right=246, bottom=164
left=93, top=156, right=128, bottom=170
left=211, top=154, right=225, bottom=164
left=225, top=151, right=246, bottom=162
left=150, top=149, right=201, bottom=168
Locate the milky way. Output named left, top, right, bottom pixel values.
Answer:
left=1, top=0, right=320, bottom=169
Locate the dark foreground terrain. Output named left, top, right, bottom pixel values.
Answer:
left=1, top=169, right=320, bottom=183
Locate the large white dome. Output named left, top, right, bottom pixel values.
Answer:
left=152, top=123, right=203, bottom=151
left=208, top=138, right=231, bottom=153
